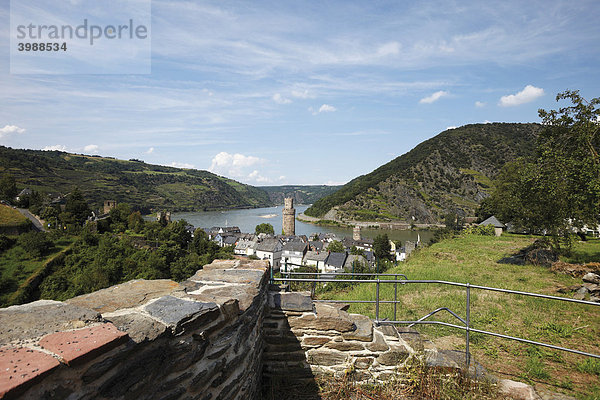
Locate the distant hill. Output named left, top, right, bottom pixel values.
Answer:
left=0, top=147, right=271, bottom=212
left=304, top=123, right=541, bottom=224
left=260, top=185, right=342, bottom=205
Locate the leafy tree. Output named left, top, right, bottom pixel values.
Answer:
left=0, top=174, right=17, bottom=202
left=373, top=234, right=392, bottom=261
left=255, top=223, right=274, bottom=235
left=17, top=232, right=54, bottom=258
left=327, top=240, right=345, bottom=253
left=64, top=188, right=91, bottom=224
left=489, top=90, right=600, bottom=253
left=350, top=245, right=365, bottom=256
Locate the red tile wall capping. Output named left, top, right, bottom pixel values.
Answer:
left=39, top=323, right=128, bottom=366
left=0, top=347, right=60, bottom=398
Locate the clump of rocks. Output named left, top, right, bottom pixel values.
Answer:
left=558, top=272, right=600, bottom=302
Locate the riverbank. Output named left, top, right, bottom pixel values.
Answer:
left=297, top=212, right=444, bottom=230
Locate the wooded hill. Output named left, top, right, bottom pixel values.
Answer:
left=0, top=147, right=271, bottom=212
left=305, top=123, right=542, bottom=223
left=260, top=185, right=342, bottom=205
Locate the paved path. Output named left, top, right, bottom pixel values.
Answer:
left=16, top=208, right=47, bottom=232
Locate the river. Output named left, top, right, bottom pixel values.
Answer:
left=169, top=205, right=434, bottom=243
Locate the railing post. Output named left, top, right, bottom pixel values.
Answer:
left=376, top=279, right=380, bottom=325
left=394, top=274, right=398, bottom=321
left=466, top=283, right=471, bottom=372
left=312, top=272, right=316, bottom=298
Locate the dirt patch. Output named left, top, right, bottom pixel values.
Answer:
left=433, top=252, right=458, bottom=261
left=551, top=261, right=600, bottom=277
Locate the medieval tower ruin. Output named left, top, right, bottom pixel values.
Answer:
left=282, top=197, right=295, bottom=236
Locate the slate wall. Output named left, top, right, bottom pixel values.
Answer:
left=0, top=259, right=269, bottom=400
left=263, top=290, right=418, bottom=384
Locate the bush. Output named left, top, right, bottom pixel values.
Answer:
left=462, top=224, right=496, bottom=236
left=17, top=232, right=54, bottom=258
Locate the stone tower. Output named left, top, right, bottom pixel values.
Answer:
left=103, top=200, right=117, bottom=214
left=353, top=225, right=361, bottom=241
left=282, top=197, right=295, bottom=236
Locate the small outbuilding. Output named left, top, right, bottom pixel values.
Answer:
left=479, top=216, right=506, bottom=237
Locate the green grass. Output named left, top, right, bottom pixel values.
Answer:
left=0, top=204, right=29, bottom=226
left=317, top=234, right=600, bottom=399
left=0, top=236, right=75, bottom=306
left=562, top=238, right=600, bottom=264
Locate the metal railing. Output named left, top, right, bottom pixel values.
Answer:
left=271, top=270, right=600, bottom=370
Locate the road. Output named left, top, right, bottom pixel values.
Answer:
left=16, top=208, right=48, bottom=232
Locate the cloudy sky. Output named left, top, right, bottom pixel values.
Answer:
left=1, top=1, right=599, bottom=185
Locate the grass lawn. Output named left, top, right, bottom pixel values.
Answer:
left=318, top=234, right=600, bottom=399
left=0, top=204, right=29, bottom=226
left=0, top=236, right=75, bottom=307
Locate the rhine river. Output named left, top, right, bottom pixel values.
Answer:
left=170, top=205, right=434, bottom=243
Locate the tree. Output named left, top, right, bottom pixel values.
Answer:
left=0, top=174, right=17, bottom=202
left=255, top=223, right=274, bottom=235
left=327, top=240, right=345, bottom=253
left=489, top=90, right=600, bottom=253
left=373, top=234, right=392, bottom=261
left=64, top=188, right=91, bottom=224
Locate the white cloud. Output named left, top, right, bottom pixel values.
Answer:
left=499, top=85, right=544, bottom=107
left=475, top=101, right=486, bottom=108
left=273, top=93, right=292, bottom=104
left=419, top=90, right=449, bottom=104
left=376, top=41, right=401, bottom=57
left=291, top=90, right=314, bottom=99
left=209, top=151, right=267, bottom=182
left=83, top=144, right=99, bottom=153
left=43, top=145, right=67, bottom=152
left=0, top=125, right=26, bottom=138
left=170, top=162, right=195, bottom=169
left=146, top=147, right=154, bottom=154
left=318, top=104, right=337, bottom=113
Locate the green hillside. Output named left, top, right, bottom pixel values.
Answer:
left=260, top=185, right=342, bottom=205
left=305, top=123, right=541, bottom=223
left=0, top=147, right=271, bottom=212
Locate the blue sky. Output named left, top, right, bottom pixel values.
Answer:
left=1, top=1, right=599, bottom=185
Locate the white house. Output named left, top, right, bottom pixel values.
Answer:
left=234, top=238, right=258, bottom=256
left=255, top=238, right=283, bottom=270
left=281, top=240, right=308, bottom=272
left=303, top=251, right=328, bottom=272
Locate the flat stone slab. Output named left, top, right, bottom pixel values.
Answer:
left=39, top=323, right=128, bottom=366
left=288, top=304, right=354, bottom=332
left=143, top=296, right=219, bottom=331
left=498, top=379, right=539, bottom=400
left=342, top=314, right=373, bottom=342
left=104, top=312, right=167, bottom=343
left=66, top=279, right=181, bottom=313
left=0, top=347, right=61, bottom=398
left=0, top=300, right=101, bottom=345
left=201, top=259, right=268, bottom=271
left=269, top=291, right=313, bottom=312
left=183, top=282, right=257, bottom=312
left=189, top=269, right=265, bottom=285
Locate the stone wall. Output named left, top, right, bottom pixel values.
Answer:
left=263, top=290, right=418, bottom=383
left=0, top=259, right=269, bottom=400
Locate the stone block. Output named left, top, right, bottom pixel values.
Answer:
left=302, top=336, right=331, bottom=347
left=306, top=349, right=348, bottom=366
left=354, top=357, right=374, bottom=369
left=268, top=291, right=313, bottom=312
left=0, top=300, right=100, bottom=344
left=185, top=283, right=258, bottom=312
left=189, top=269, right=265, bottom=285
left=0, top=346, right=61, bottom=398
left=66, top=279, right=181, bottom=313
left=366, top=331, right=389, bottom=352
left=143, top=296, right=219, bottom=333
left=498, top=379, right=541, bottom=400
left=342, top=314, right=373, bottom=342
left=324, top=341, right=365, bottom=351
left=104, top=311, right=167, bottom=343
left=288, top=304, right=354, bottom=332
left=39, top=323, right=128, bottom=366
left=583, top=272, right=600, bottom=284
left=377, top=343, right=410, bottom=366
